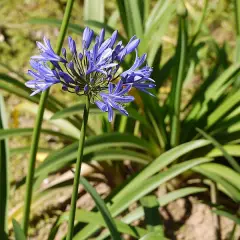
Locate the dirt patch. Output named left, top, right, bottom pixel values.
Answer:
left=162, top=197, right=240, bottom=240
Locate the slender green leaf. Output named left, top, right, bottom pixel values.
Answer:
left=85, top=20, right=127, bottom=43
left=197, top=128, right=240, bottom=172
left=81, top=177, right=121, bottom=240
left=91, top=149, right=151, bottom=164
left=186, top=63, right=240, bottom=122
left=0, top=128, right=76, bottom=141
left=147, top=110, right=167, bottom=149
left=207, top=145, right=240, bottom=157
left=29, top=18, right=84, bottom=34
left=52, top=103, right=151, bottom=131
left=143, top=1, right=174, bottom=65
left=12, top=219, right=26, bottom=240
left=0, top=73, right=62, bottom=113
left=124, top=0, right=143, bottom=38
left=194, top=163, right=240, bottom=191
left=51, top=103, right=102, bottom=119
left=207, top=90, right=240, bottom=129
left=29, top=17, right=128, bottom=44
left=115, top=0, right=128, bottom=36
left=35, top=133, right=152, bottom=176
left=194, top=167, right=240, bottom=202
left=58, top=209, right=148, bottom=239
left=139, top=232, right=166, bottom=240
left=145, top=0, right=169, bottom=32
left=190, top=0, right=209, bottom=46
left=0, top=95, right=9, bottom=240
left=140, top=195, right=165, bottom=238
left=84, top=0, right=104, bottom=22
left=212, top=210, right=240, bottom=225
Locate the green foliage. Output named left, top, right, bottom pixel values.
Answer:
left=12, top=219, right=26, bottom=240
left=140, top=195, right=165, bottom=238
left=0, top=95, right=9, bottom=240
left=81, top=177, right=121, bottom=240
left=1, top=0, right=240, bottom=239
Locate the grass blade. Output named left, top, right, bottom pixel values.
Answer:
left=0, top=95, right=9, bottom=240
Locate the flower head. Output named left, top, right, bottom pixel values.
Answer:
left=26, top=27, right=155, bottom=121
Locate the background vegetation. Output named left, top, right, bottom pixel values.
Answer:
left=0, top=0, right=240, bottom=239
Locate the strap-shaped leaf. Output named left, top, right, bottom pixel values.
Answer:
left=197, top=128, right=240, bottom=172
left=12, top=220, right=26, bottom=240
left=35, top=133, right=152, bottom=177
left=0, top=95, right=9, bottom=239
left=81, top=177, right=121, bottom=240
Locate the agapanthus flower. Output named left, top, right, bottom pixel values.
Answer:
left=25, top=27, right=155, bottom=121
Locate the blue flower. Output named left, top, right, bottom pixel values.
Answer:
left=82, top=27, right=94, bottom=50
left=26, top=27, right=155, bottom=121
left=26, top=60, right=60, bottom=96
left=114, top=36, right=140, bottom=62
left=121, top=51, right=155, bottom=95
left=95, top=80, right=134, bottom=122
left=32, top=37, right=67, bottom=63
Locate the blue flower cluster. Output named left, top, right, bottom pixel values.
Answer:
left=26, top=27, right=155, bottom=121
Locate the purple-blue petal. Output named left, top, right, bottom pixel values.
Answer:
left=82, top=27, right=94, bottom=49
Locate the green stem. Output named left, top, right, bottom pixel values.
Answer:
left=210, top=181, right=221, bottom=240
left=67, top=96, right=90, bottom=240
left=234, top=0, right=240, bottom=35
left=22, top=0, right=75, bottom=235
left=170, top=8, right=187, bottom=147
left=234, top=0, right=240, bottom=87
left=189, top=0, right=208, bottom=47
left=119, top=115, right=128, bottom=133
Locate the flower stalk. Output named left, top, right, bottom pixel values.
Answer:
left=22, top=0, right=75, bottom=235
left=67, top=96, right=90, bottom=240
